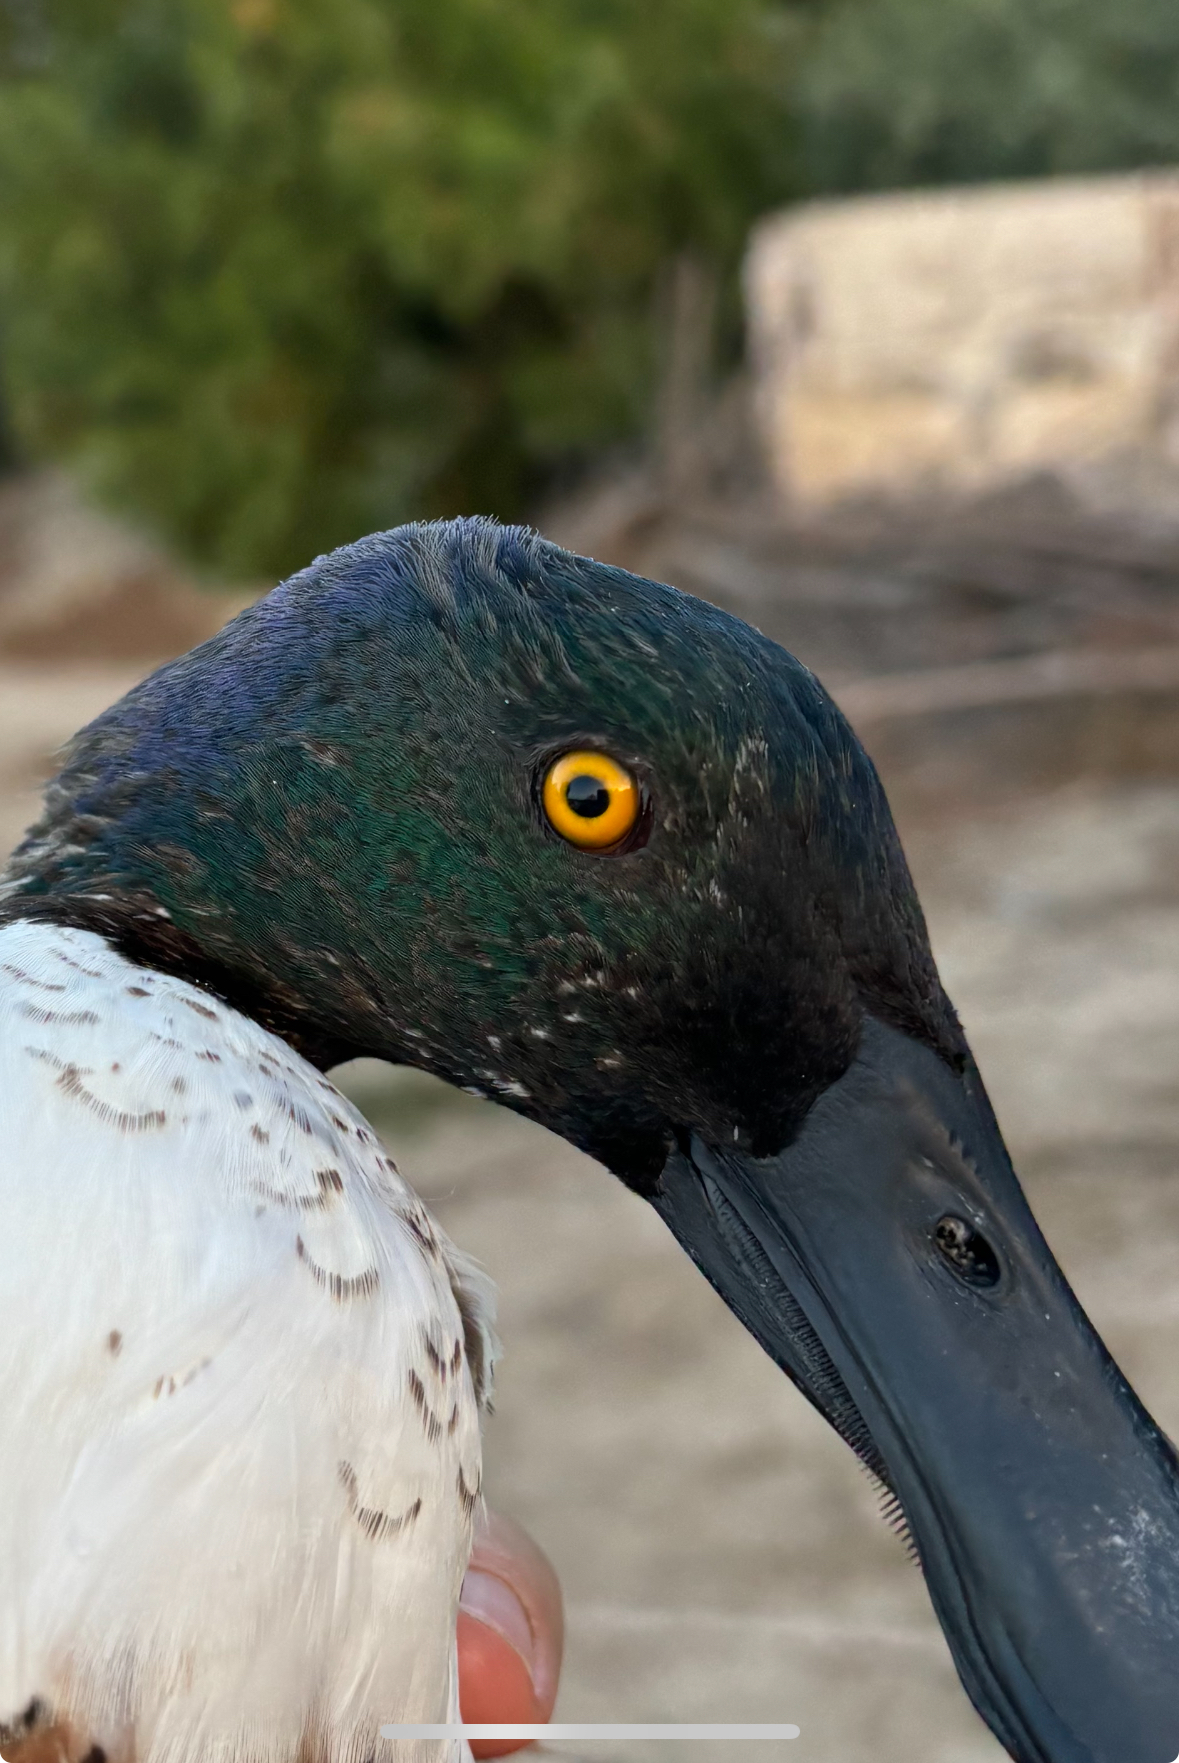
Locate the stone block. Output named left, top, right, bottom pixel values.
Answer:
left=745, top=173, right=1179, bottom=509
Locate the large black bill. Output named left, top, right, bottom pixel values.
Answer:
left=652, top=1016, right=1179, bottom=1763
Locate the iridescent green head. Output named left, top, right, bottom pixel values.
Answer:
left=3, top=517, right=956, bottom=1182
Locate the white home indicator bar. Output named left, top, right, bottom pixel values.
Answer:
left=380, top=1724, right=801, bottom=1741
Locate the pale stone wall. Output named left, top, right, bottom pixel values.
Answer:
left=745, top=173, right=1179, bottom=509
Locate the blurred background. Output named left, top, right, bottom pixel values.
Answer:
left=4, top=2, right=1179, bottom=1759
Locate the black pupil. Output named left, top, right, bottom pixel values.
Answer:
left=934, top=1215, right=1001, bottom=1288
left=565, top=774, right=611, bottom=819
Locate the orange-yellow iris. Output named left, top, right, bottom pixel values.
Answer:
left=542, top=750, right=639, bottom=851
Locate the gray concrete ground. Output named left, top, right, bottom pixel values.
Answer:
left=4, top=662, right=1179, bottom=1763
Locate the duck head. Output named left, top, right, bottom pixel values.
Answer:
left=6, top=517, right=1179, bottom=1763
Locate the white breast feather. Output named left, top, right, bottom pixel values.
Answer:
left=0, top=919, right=494, bottom=1763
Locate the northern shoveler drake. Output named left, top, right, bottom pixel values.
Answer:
left=1, top=518, right=1178, bottom=1763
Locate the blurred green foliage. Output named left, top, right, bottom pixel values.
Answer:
left=799, top=0, right=1179, bottom=192
left=2, top=0, right=1179, bottom=577
left=0, top=0, right=798, bottom=575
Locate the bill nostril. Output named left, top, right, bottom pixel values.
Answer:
left=934, top=1214, right=1001, bottom=1289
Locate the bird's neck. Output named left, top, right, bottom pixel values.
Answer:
left=0, top=763, right=364, bottom=1070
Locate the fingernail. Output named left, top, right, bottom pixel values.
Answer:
left=459, top=1568, right=536, bottom=1675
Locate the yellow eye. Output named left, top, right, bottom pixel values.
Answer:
left=542, top=750, right=640, bottom=851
